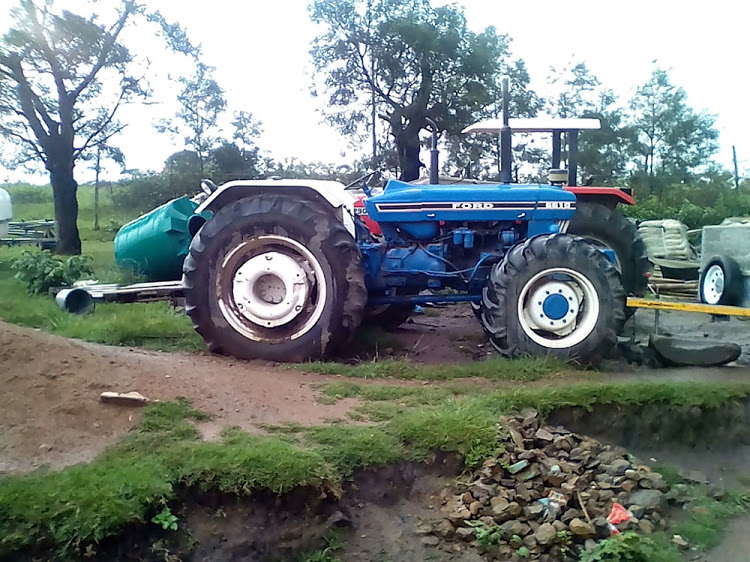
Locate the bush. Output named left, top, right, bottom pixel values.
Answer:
left=12, top=251, right=95, bottom=294
left=3, top=185, right=54, bottom=205
left=110, top=172, right=197, bottom=213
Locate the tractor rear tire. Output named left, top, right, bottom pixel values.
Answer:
left=480, top=234, right=626, bottom=364
left=182, top=195, right=367, bottom=362
left=568, top=201, right=649, bottom=295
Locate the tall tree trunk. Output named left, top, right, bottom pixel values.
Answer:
left=49, top=164, right=82, bottom=255
left=395, top=121, right=424, bottom=182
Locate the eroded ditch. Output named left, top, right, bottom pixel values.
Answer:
left=36, top=397, right=750, bottom=562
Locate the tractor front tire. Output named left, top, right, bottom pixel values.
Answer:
left=182, top=195, right=367, bottom=362
left=481, top=234, right=626, bottom=364
left=568, top=201, right=649, bottom=295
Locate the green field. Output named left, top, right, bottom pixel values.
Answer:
left=0, top=184, right=203, bottom=351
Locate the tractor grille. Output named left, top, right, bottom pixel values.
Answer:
left=557, top=220, right=570, bottom=233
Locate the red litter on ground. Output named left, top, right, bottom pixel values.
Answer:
left=607, top=502, right=632, bottom=535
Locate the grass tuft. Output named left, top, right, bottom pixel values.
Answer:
left=293, top=355, right=571, bottom=382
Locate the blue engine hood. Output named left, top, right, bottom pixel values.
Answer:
left=364, top=180, right=576, bottom=223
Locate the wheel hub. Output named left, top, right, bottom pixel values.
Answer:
left=703, top=265, right=725, bottom=304
left=527, top=281, right=580, bottom=334
left=232, top=252, right=309, bottom=328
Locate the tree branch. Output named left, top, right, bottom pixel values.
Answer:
left=71, top=1, right=137, bottom=102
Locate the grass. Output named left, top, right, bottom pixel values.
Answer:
left=293, top=355, right=573, bottom=381
left=0, top=185, right=203, bottom=352
left=3, top=380, right=750, bottom=556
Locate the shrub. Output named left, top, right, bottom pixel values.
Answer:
left=12, top=251, right=95, bottom=294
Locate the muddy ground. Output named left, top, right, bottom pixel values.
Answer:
left=2, top=305, right=750, bottom=559
left=3, top=304, right=750, bottom=473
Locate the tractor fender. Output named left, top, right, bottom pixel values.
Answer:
left=195, top=179, right=358, bottom=236
left=564, top=186, right=635, bottom=208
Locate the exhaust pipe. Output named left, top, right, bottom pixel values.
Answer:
left=499, top=75, right=513, bottom=184
left=425, top=117, right=439, bottom=185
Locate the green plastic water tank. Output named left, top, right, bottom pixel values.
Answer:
left=114, top=196, right=209, bottom=282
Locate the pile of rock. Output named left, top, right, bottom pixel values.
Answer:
left=424, top=408, right=671, bottom=561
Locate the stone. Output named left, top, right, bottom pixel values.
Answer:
left=624, top=469, right=639, bottom=480
left=679, top=469, right=709, bottom=485
left=519, top=467, right=539, bottom=481
left=99, top=391, right=149, bottom=406
left=629, top=505, right=645, bottom=519
left=507, top=460, right=529, bottom=474
left=628, top=489, right=666, bottom=511
left=554, top=435, right=573, bottom=451
left=434, top=519, right=455, bottom=538
left=598, top=490, right=615, bottom=502
left=597, top=451, right=620, bottom=464
left=326, top=510, right=351, bottom=527
left=506, top=502, right=522, bottom=517
left=455, top=527, right=475, bottom=541
left=461, top=491, right=474, bottom=505
left=469, top=501, right=483, bottom=516
left=502, top=519, right=528, bottom=537
left=421, top=536, right=440, bottom=547
left=524, top=504, right=544, bottom=519
left=523, top=534, right=538, bottom=549
left=649, top=334, right=742, bottom=367
left=672, top=534, right=689, bottom=549
left=584, top=539, right=597, bottom=551
left=561, top=509, right=583, bottom=524
left=621, top=480, right=637, bottom=493
left=569, top=517, right=596, bottom=539
left=638, top=519, right=655, bottom=534
left=552, top=520, right=567, bottom=532
left=414, top=524, right=433, bottom=536
left=471, top=482, right=496, bottom=504
left=535, top=523, right=556, bottom=546
left=535, top=428, right=554, bottom=442
left=607, top=458, right=631, bottom=476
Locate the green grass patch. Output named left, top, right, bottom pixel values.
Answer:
left=3, top=381, right=750, bottom=556
left=671, top=488, right=750, bottom=549
left=305, top=425, right=404, bottom=476
left=293, top=355, right=572, bottom=381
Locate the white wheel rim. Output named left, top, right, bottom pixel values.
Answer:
left=702, top=264, right=725, bottom=305
left=217, top=235, right=327, bottom=342
left=517, top=267, right=600, bottom=349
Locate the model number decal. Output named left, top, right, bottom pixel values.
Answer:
left=354, top=207, right=369, bottom=216
left=543, top=201, right=573, bottom=209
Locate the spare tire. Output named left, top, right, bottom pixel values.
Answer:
left=568, top=201, right=649, bottom=295
left=699, top=255, right=744, bottom=306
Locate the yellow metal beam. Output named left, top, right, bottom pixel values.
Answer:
left=626, top=298, right=750, bottom=318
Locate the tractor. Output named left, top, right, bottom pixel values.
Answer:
left=182, top=78, right=638, bottom=364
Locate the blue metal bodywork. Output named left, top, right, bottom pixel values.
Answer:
left=359, top=179, right=578, bottom=304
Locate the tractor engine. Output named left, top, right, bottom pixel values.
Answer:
left=359, top=180, right=577, bottom=296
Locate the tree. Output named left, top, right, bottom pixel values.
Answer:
left=162, top=63, right=226, bottom=176
left=0, top=1, right=195, bottom=254
left=577, top=90, right=635, bottom=186
left=629, top=68, right=719, bottom=198
left=444, top=59, right=544, bottom=180
left=310, top=0, right=508, bottom=181
left=547, top=61, right=600, bottom=118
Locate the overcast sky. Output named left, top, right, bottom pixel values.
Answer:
left=1, top=0, right=749, bottom=183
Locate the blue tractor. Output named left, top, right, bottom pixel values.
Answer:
left=183, top=79, right=626, bottom=364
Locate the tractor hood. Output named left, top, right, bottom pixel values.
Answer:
left=364, top=180, right=576, bottom=224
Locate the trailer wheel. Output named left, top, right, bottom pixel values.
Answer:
left=182, top=195, right=367, bottom=362
left=699, top=255, right=743, bottom=306
left=481, top=234, right=626, bottom=364
left=568, top=201, right=649, bottom=295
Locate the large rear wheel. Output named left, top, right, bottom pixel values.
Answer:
left=182, top=195, right=367, bottom=362
left=568, top=201, right=649, bottom=295
left=480, top=234, right=626, bottom=364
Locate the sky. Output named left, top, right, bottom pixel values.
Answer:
left=1, top=0, right=749, bottom=183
